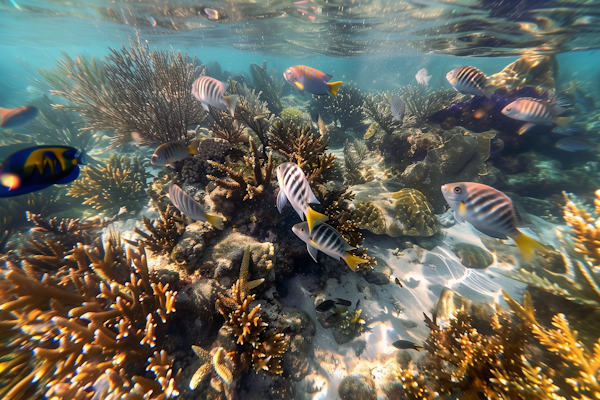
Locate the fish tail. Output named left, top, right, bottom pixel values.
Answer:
left=512, top=231, right=544, bottom=262
left=328, top=81, right=342, bottom=97
left=223, top=95, right=238, bottom=117
left=554, top=117, right=574, bottom=128
left=517, top=123, right=536, bottom=136
left=76, top=150, right=87, bottom=165
left=343, top=252, right=367, bottom=272
left=188, top=140, right=199, bottom=155
left=206, top=213, right=225, bottom=230
left=414, top=344, right=424, bottom=351
left=306, top=207, right=329, bottom=233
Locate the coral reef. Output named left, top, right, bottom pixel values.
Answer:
left=42, top=36, right=207, bottom=148
left=400, top=84, right=456, bottom=124
left=248, top=60, right=284, bottom=115
left=207, top=138, right=273, bottom=201
left=232, top=81, right=274, bottom=150
left=189, top=345, right=237, bottom=400
left=0, top=234, right=179, bottom=400
left=127, top=205, right=186, bottom=255
left=363, top=93, right=401, bottom=135
left=209, top=108, right=249, bottom=145
left=179, top=138, right=232, bottom=185
left=279, top=108, right=305, bottom=126
left=332, top=306, right=367, bottom=345
left=268, top=119, right=335, bottom=184
left=312, top=82, right=365, bottom=131
left=343, top=139, right=373, bottom=185
left=391, top=188, right=439, bottom=237
left=68, top=153, right=152, bottom=216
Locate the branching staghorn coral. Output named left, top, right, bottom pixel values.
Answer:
left=189, top=345, right=237, bottom=400
left=42, top=36, right=207, bottom=149
left=400, top=84, right=456, bottom=124
left=0, top=234, right=179, bottom=400
left=68, top=154, right=152, bottom=216
left=209, top=107, right=249, bottom=145
left=216, top=246, right=286, bottom=376
left=503, top=190, right=600, bottom=307
left=207, top=138, right=273, bottom=201
left=248, top=61, right=284, bottom=115
left=268, top=119, right=335, bottom=184
left=363, top=92, right=401, bottom=135
left=312, top=82, right=365, bottom=130
left=126, top=205, right=186, bottom=255
left=232, top=81, right=274, bottom=150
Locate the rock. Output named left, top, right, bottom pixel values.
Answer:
left=170, top=222, right=217, bottom=271
left=338, top=375, right=377, bottom=400
left=363, top=269, right=389, bottom=285
left=279, top=307, right=316, bottom=381
left=452, top=243, right=493, bottom=269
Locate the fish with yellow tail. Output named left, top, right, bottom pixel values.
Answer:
left=151, top=139, right=198, bottom=167
left=283, top=65, right=342, bottom=97
left=441, top=182, right=543, bottom=262
left=502, top=97, right=573, bottom=135
left=292, top=222, right=367, bottom=271
left=276, top=162, right=328, bottom=233
left=169, top=184, right=224, bottom=230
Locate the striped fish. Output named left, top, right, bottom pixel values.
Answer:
left=276, top=162, right=328, bottom=233
left=191, top=76, right=238, bottom=117
left=388, top=94, right=405, bottom=123
left=446, top=66, right=497, bottom=98
left=441, top=182, right=543, bottom=261
left=283, top=65, right=342, bottom=97
left=169, top=184, right=224, bottom=229
left=292, top=222, right=368, bottom=271
left=502, top=98, right=573, bottom=134
left=151, top=139, right=198, bottom=166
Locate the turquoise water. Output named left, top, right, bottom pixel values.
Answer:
left=2, top=1, right=600, bottom=400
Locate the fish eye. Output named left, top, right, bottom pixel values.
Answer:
left=506, top=107, right=512, bottom=111
left=454, top=187, right=461, bottom=194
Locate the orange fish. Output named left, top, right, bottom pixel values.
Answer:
left=283, top=65, right=342, bottom=97
left=0, top=106, right=39, bottom=128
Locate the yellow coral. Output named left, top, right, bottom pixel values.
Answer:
left=392, top=188, right=439, bottom=236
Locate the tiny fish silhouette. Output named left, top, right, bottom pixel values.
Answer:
left=392, top=340, right=423, bottom=351
left=335, top=298, right=352, bottom=307
left=315, top=300, right=337, bottom=313
left=394, top=277, right=403, bottom=287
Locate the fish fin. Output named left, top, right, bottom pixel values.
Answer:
left=414, top=344, right=424, bottom=352
left=474, top=226, right=508, bottom=240
left=188, top=140, right=199, bottom=155
left=55, top=166, right=81, bottom=185
left=457, top=201, right=468, bottom=220
left=307, top=243, right=319, bottom=263
left=276, top=189, right=288, bottom=213
left=554, top=117, right=574, bottom=128
left=328, top=81, right=342, bottom=97
left=200, top=102, right=209, bottom=112
left=552, top=105, right=567, bottom=115
left=309, top=191, right=320, bottom=205
left=512, top=231, right=544, bottom=262
left=453, top=210, right=465, bottom=224
left=206, top=213, right=224, bottom=230
left=323, top=73, right=333, bottom=82
left=76, top=150, right=87, bottom=165
left=482, top=84, right=499, bottom=99
left=517, top=123, right=536, bottom=135
left=223, top=95, right=238, bottom=117
left=293, top=80, right=304, bottom=91
left=306, top=207, right=329, bottom=233
left=343, top=253, right=367, bottom=272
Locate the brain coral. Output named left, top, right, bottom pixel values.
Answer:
left=392, top=188, right=439, bottom=237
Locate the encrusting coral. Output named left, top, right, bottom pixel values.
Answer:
left=68, top=153, right=152, bottom=216
left=0, top=233, right=179, bottom=400
left=41, top=35, right=207, bottom=149
left=207, top=138, right=273, bottom=201
left=391, top=188, right=439, bottom=237
left=268, top=119, right=335, bottom=185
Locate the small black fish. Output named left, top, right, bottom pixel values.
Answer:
left=335, top=298, right=352, bottom=307
left=392, top=340, right=423, bottom=351
left=394, top=277, right=403, bottom=287
left=315, top=300, right=337, bottom=313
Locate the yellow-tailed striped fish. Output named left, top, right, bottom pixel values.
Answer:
left=191, top=76, right=238, bottom=117
left=276, top=162, right=328, bottom=233
left=151, top=139, right=198, bottom=166
left=446, top=66, right=498, bottom=99
left=441, top=182, right=543, bottom=261
left=292, top=221, right=367, bottom=271
left=169, top=184, right=224, bottom=229
left=502, top=97, right=573, bottom=134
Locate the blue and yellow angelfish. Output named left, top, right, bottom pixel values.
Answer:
left=0, top=145, right=86, bottom=197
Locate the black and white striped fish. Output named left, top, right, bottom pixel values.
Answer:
left=169, top=184, right=224, bottom=230
left=292, top=222, right=368, bottom=271
left=446, top=66, right=497, bottom=98
left=151, top=139, right=198, bottom=166
left=191, top=76, right=238, bottom=117
left=388, top=95, right=405, bottom=123
left=502, top=97, right=573, bottom=134
left=276, top=162, right=328, bottom=233
left=441, top=182, right=542, bottom=261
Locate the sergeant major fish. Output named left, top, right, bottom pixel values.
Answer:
left=441, top=182, right=543, bottom=261
left=169, top=184, right=224, bottom=229
left=276, top=162, right=328, bottom=233
left=191, top=76, right=238, bottom=117
left=292, top=221, right=368, bottom=271
left=151, top=139, right=198, bottom=166
left=446, top=66, right=498, bottom=99
left=283, top=65, right=342, bottom=97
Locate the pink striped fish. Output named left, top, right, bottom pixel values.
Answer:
left=169, top=184, right=224, bottom=229
left=191, top=76, right=237, bottom=117
left=441, top=182, right=543, bottom=261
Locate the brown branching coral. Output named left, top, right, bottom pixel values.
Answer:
left=68, top=153, right=152, bottom=216
left=209, top=107, right=249, bottom=145
left=189, top=346, right=237, bottom=400
left=207, top=138, right=273, bottom=201
left=268, top=119, right=335, bottom=184
left=0, top=235, right=179, bottom=400
left=42, top=36, right=207, bottom=149
left=126, top=205, right=186, bottom=255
